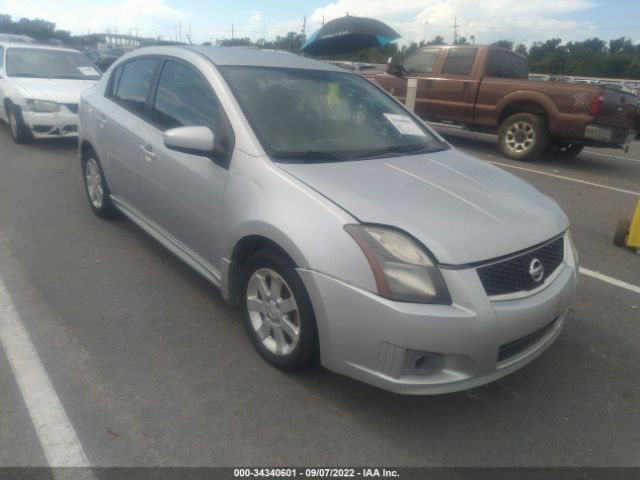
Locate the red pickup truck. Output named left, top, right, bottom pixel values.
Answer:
left=369, top=45, right=639, bottom=160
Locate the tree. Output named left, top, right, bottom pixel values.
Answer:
left=492, top=39, right=514, bottom=50
left=454, top=36, right=469, bottom=45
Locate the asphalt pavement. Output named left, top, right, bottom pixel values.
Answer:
left=0, top=124, right=638, bottom=467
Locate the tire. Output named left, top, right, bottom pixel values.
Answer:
left=498, top=113, right=548, bottom=161
left=7, top=104, right=33, bottom=144
left=550, top=140, right=584, bottom=158
left=240, top=249, right=319, bottom=371
left=81, top=148, right=117, bottom=218
left=613, top=219, right=630, bottom=247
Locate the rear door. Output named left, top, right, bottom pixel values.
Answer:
left=96, top=57, right=161, bottom=213
left=138, top=58, right=231, bottom=266
left=425, top=47, right=480, bottom=123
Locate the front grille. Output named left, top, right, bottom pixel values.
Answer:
left=477, top=236, right=564, bottom=296
left=65, top=103, right=79, bottom=114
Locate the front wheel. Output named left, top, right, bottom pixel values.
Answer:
left=8, top=105, right=33, bottom=144
left=497, top=113, right=548, bottom=161
left=240, top=250, right=318, bottom=371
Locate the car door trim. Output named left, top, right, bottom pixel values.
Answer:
left=110, top=195, right=222, bottom=287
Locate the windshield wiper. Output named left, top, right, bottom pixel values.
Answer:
left=351, top=144, right=437, bottom=160
left=272, top=150, right=348, bottom=163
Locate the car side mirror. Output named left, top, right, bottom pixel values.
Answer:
left=164, top=126, right=216, bottom=157
left=386, top=59, right=404, bottom=77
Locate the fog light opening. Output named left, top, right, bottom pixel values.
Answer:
left=412, top=353, right=444, bottom=376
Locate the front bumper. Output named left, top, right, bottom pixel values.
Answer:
left=22, top=109, right=79, bottom=138
left=298, top=236, right=578, bottom=395
left=584, top=124, right=635, bottom=147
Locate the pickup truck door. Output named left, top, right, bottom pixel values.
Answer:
left=424, top=47, right=480, bottom=124
left=397, top=47, right=442, bottom=118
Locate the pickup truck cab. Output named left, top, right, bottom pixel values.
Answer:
left=371, top=45, right=639, bottom=160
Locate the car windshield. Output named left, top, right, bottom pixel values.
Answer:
left=219, top=66, right=447, bottom=162
left=6, top=48, right=101, bottom=80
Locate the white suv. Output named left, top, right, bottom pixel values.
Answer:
left=0, top=42, right=101, bottom=143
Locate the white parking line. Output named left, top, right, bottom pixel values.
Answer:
left=580, top=267, right=640, bottom=295
left=0, top=276, right=91, bottom=468
left=584, top=150, right=640, bottom=164
left=488, top=161, right=640, bottom=197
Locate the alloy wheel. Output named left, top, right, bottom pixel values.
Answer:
left=505, top=121, right=536, bottom=153
left=85, top=157, right=104, bottom=209
left=246, top=268, right=300, bottom=356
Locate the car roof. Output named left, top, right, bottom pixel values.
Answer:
left=134, top=45, right=348, bottom=72
left=0, top=42, right=82, bottom=54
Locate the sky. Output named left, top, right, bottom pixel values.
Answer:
left=1, top=0, right=640, bottom=47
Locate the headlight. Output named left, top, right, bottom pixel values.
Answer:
left=345, top=224, right=451, bottom=304
left=566, top=230, right=579, bottom=266
left=26, top=100, right=61, bottom=113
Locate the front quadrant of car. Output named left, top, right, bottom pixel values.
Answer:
left=298, top=234, right=577, bottom=394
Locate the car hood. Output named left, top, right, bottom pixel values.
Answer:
left=276, top=149, right=569, bottom=265
left=10, top=78, right=98, bottom=104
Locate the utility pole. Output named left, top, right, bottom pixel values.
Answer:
left=452, top=17, right=458, bottom=44
left=231, top=24, right=234, bottom=41
left=423, top=21, right=429, bottom=44
left=301, top=16, right=306, bottom=39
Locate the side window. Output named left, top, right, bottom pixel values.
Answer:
left=442, top=48, right=478, bottom=76
left=402, top=48, right=440, bottom=74
left=112, top=58, right=160, bottom=115
left=152, top=60, right=220, bottom=131
left=485, top=50, right=529, bottom=79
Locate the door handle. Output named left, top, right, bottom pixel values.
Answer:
left=139, top=144, right=156, bottom=161
left=97, top=113, right=108, bottom=128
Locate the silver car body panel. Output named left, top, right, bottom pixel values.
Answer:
left=79, top=46, right=577, bottom=394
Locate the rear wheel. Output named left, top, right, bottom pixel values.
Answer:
left=240, top=250, right=318, bottom=371
left=81, top=149, right=117, bottom=218
left=498, top=113, right=548, bottom=161
left=8, top=105, right=32, bottom=144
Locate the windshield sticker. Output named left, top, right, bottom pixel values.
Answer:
left=78, top=66, right=99, bottom=76
left=383, top=113, right=426, bottom=136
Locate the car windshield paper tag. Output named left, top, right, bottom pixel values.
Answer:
left=78, top=66, right=99, bottom=76
left=383, top=114, right=426, bottom=136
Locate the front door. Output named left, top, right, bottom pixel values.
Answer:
left=139, top=59, right=231, bottom=267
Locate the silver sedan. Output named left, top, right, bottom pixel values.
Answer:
left=78, top=46, right=577, bottom=394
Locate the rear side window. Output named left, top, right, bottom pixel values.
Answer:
left=442, top=48, right=477, bottom=76
left=112, top=58, right=160, bottom=115
left=152, top=60, right=220, bottom=131
left=485, top=49, right=529, bottom=79
left=402, top=48, right=440, bottom=74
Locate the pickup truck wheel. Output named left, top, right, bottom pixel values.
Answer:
left=8, top=105, right=33, bottom=144
left=550, top=141, right=584, bottom=157
left=498, top=113, right=548, bottom=161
